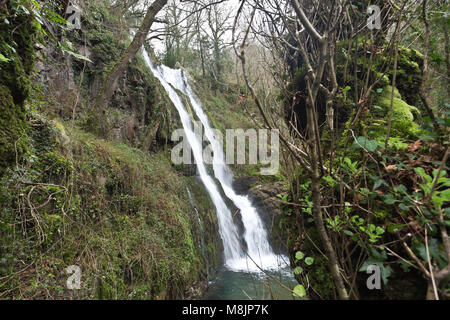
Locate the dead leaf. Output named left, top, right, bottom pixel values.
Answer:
left=385, top=164, right=397, bottom=171
left=408, top=140, right=422, bottom=152
left=412, top=155, right=433, bottom=166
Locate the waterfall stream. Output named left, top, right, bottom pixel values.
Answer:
left=142, top=48, right=284, bottom=273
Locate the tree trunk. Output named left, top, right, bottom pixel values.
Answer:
left=419, top=0, right=441, bottom=135
left=307, top=101, right=349, bottom=300
left=92, top=0, right=168, bottom=133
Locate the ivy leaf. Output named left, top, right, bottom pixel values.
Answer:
left=353, top=136, right=384, bottom=152
left=359, top=259, right=392, bottom=285
left=373, top=178, right=387, bottom=190
left=397, top=260, right=411, bottom=273
left=295, top=251, right=304, bottom=261
left=305, top=257, right=314, bottom=265
left=384, top=197, right=397, bottom=205
left=394, top=184, right=407, bottom=194
left=293, top=284, right=306, bottom=298
left=414, top=238, right=446, bottom=268
left=294, top=266, right=303, bottom=275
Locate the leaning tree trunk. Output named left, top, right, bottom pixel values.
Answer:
left=92, top=0, right=168, bottom=134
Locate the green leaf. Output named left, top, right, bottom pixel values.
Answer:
left=323, top=175, right=337, bottom=187
left=375, top=226, right=385, bottom=235
left=360, top=258, right=392, bottom=285
left=440, top=189, right=450, bottom=201
left=294, top=266, right=303, bottom=275
left=414, top=238, right=445, bottom=266
left=432, top=194, right=444, bottom=209
left=414, top=167, right=432, bottom=183
left=387, top=224, right=405, bottom=233
left=305, top=257, right=314, bottom=265
left=384, top=197, right=397, bottom=205
left=344, top=230, right=354, bottom=236
left=397, top=259, right=411, bottom=272
left=293, top=284, right=306, bottom=298
left=43, top=10, right=68, bottom=26
left=58, top=45, right=92, bottom=63
left=373, top=178, right=387, bottom=190
left=394, top=184, right=407, bottom=194
left=0, top=53, right=10, bottom=63
left=353, top=136, right=384, bottom=152
left=295, top=251, right=304, bottom=261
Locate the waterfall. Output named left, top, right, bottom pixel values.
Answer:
left=186, top=187, right=209, bottom=278
left=142, top=49, right=282, bottom=272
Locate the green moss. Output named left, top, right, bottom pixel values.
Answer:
left=0, top=13, right=35, bottom=104
left=395, top=48, right=423, bottom=105
left=0, top=86, right=27, bottom=175
left=0, top=8, right=36, bottom=175
left=377, top=86, right=419, bottom=122
left=374, top=85, right=422, bottom=138
left=373, top=208, right=392, bottom=220
left=305, top=256, right=335, bottom=299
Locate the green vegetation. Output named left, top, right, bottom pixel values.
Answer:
left=0, top=4, right=36, bottom=175
left=1, top=0, right=449, bottom=302
left=0, top=113, right=219, bottom=299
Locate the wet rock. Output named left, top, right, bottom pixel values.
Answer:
left=248, top=181, right=289, bottom=253
left=184, top=279, right=208, bottom=300
left=232, top=176, right=259, bottom=195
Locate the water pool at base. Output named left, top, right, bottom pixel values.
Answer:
left=203, top=266, right=300, bottom=300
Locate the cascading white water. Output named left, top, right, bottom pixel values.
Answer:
left=141, top=48, right=283, bottom=272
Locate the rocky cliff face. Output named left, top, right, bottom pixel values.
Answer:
left=35, top=0, right=182, bottom=150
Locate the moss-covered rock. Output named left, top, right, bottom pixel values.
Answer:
left=394, top=48, right=423, bottom=106
left=0, top=6, right=36, bottom=175
left=372, top=85, right=422, bottom=138
left=0, top=85, right=27, bottom=175
left=377, top=86, right=419, bottom=122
